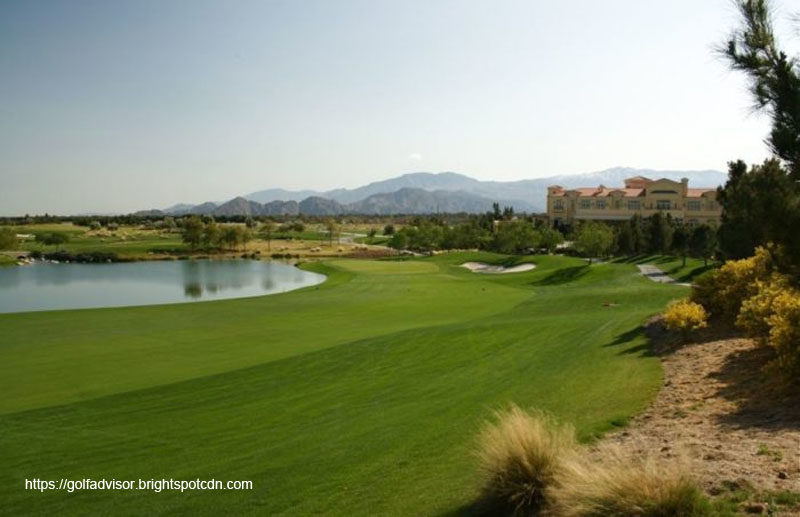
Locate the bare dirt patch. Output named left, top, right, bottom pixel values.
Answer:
left=594, top=322, right=800, bottom=499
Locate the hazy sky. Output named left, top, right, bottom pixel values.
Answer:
left=1, top=0, right=795, bottom=215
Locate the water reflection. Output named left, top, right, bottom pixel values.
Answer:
left=0, top=259, right=325, bottom=313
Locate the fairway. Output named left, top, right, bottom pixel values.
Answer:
left=0, top=254, right=687, bottom=515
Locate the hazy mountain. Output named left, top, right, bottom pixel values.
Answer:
left=238, top=168, right=726, bottom=212
left=155, top=167, right=728, bottom=216
left=298, top=196, right=346, bottom=216
left=262, top=200, right=299, bottom=216
left=186, top=202, right=218, bottom=215
left=213, top=197, right=263, bottom=217
left=348, top=188, right=500, bottom=215
left=245, top=188, right=322, bottom=203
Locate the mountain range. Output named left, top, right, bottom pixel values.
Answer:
left=138, top=167, right=728, bottom=217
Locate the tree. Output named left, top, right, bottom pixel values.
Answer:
left=574, top=221, right=614, bottom=264
left=244, top=216, right=257, bottom=229
left=717, top=159, right=798, bottom=260
left=539, top=226, right=564, bottom=254
left=36, top=232, right=69, bottom=247
left=720, top=1, right=800, bottom=277
left=646, top=212, right=673, bottom=254
left=239, top=226, right=252, bottom=250
left=671, top=224, right=691, bottom=267
left=615, top=221, right=635, bottom=256
left=492, top=202, right=502, bottom=220
left=492, top=221, right=540, bottom=255
left=181, top=216, right=204, bottom=251
left=259, top=221, right=275, bottom=252
left=388, top=231, right=408, bottom=250
left=0, top=228, right=18, bottom=250
left=383, top=224, right=395, bottom=236
left=630, top=214, right=647, bottom=253
left=723, top=0, right=800, bottom=179
left=690, top=225, right=718, bottom=267
left=163, top=216, right=177, bottom=232
left=325, top=219, right=339, bottom=247
left=202, top=219, right=220, bottom=249
left=367, top=228, right=377, bottom=239
left=220, top=226, right=240, bottom=250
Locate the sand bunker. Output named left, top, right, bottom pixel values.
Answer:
left=461, top=261, right=536, bottom=274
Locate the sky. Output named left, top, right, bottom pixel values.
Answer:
left=0, top=0, right=796, bottom=215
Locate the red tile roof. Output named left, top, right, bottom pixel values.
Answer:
left=686, top=188, right=715, bottom=197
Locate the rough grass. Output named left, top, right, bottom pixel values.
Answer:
left=0, top=253, right=688, bottom=515
left=552, top=443, right=709, bottom=516
left=476, top=406, right=709, bottom=517
left=477, top=406, right=576, bottom=515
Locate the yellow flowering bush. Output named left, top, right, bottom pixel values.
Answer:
left=663, top=299, right=708, bottom=340
left=736, top=273, right=793, bottom=341
left=690, top=246, right=774, bottom=320
left=767, top=290, right=800, bottom=376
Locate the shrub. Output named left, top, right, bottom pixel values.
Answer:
left=767, top=289, right=800, bottom=378
left=0, top=227, right=18, bottom=250
left=736, top=273, right=793, bottom=341
left=662, top=299, right=708, bottom=341
left=690, top=246, right=774, bottom=319
left=476, top=405, right=575, bottom=515
left=551, top=443, right=709, bottom=516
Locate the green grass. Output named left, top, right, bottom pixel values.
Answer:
left=0, top=255, right=17, bottom=267
left=612, top=254, right=714, bottom=283
left=0, top=253, right=688, bottom=515
left=355, top=235, right=392, bottom=245
left=9, top=224, right=190, bottom=258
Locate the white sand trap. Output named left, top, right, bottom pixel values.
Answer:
left=461, top=261, right=536, bottom=274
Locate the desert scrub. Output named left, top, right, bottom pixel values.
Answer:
left=550, top=443, right=709, bottom=517
left=662, top=299, right=708, bottom=342
left=476, top=405, right=576, bottom=515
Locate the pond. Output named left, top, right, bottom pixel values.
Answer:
left=0, top=259, right=325, bottom=313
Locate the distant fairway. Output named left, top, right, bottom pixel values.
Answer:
left=0, top=253, right=687, bottom=515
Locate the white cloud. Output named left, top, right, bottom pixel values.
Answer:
left=408, top=153, right=423, bottom=161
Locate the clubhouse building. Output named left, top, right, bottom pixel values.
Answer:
left=546, top=176, right=721, bottom=228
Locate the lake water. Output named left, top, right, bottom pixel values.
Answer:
left=0, top=259, right=326, bottom=313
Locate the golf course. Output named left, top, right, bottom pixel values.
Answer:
left=0, top=253, right=687, bottom=515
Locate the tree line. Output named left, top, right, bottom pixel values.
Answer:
left=180, top=216, right=253, bottom=251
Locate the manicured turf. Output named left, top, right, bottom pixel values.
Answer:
left=612, top=254, right=715, bottom=282
left=0, top=253, right=687, bottom=515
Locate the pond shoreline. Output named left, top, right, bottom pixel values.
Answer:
left=0, top=259, right=327, bottom=314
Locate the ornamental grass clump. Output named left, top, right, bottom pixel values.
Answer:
left=476, top=405, right=576, bottom=516
left=662, top=299, right=708, bottom=342
left=550, top=443, right=709, bottom=517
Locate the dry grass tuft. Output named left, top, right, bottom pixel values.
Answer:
left=476, top=405, right=576, bottom=515
left=550, top=443, right=708, bottom=516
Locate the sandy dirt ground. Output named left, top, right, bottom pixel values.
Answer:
left=593, top=320, right=800, bottom=510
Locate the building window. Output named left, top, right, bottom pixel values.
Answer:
left=579, top=200, right=591, bottom=209
left=614, top=200, right=622, bottom=209
left=627, top=200, right=641, bottom=210
left=687, top=200, right=701, bottom=211
left=595, top=200, right=606, bottom=209
left=553, top=199, right=564, bottom=211
left=656, top=200, right=672, bottom=210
